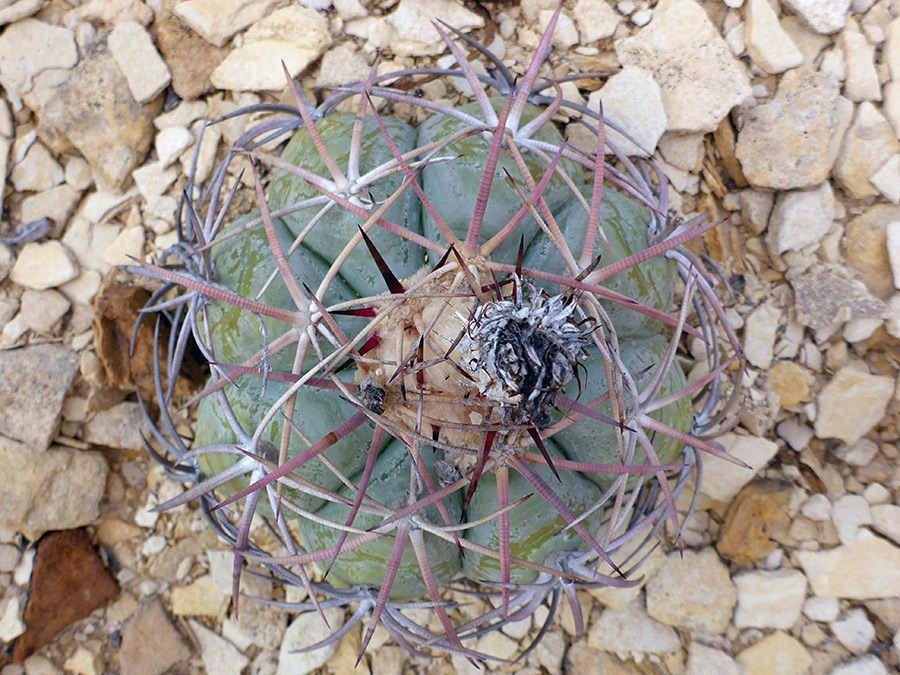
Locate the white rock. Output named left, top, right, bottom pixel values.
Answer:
left=11, top=142, right=63, bottom=193
left=685, top=642, right=742, bottom=675
left=278, top=608, right=344, bottom=675
left=538, top=10, right=579, bottom=49
left=0, top=19, right=77, bottom=94
left=632, top=9, right=653, bottom=26
left=591, top=66, right=667, bottom=157
left=769, top=181, right=835, bottom=254
left=700, top=432, right=779, bottom=502
left=734, top=569, right=807, bottom=629
left=798, top=533, right=900, bottom=599
left=744, top=302, right=780, bottom=368
left=840, top=20, right=881, bottom=102
left=573, top=0, right=621, bottom=43
left=830, top=655, right=889, bottom=675
left=843, top=317, right=882, bottom=343
left=10, top=241, right=78, bottom=290
left=863, top=483, right=890, bottom=505
left=801, top=493, right=833, bottom=521
left=871, top=504, right=900, bottom=546
left=0, top=596, right=25, bottom=641
left=886, top=293, right=900, bottom=339
left=474, top=631, right=518, bottom=661
left=885, top=19, right=900, bottom=85
left=834, top=102, right=900, bottom=199
left=803, top=596, right=840, bottom=622
left=386, top=0, right=484, bottom=57
left=658, top=132, right=705, bottom=172
left=0, top=0, right=45, bottom=26
left=782, top=0, right=850, bottom=34
left=316, top=44, right=370, bottom=89
left=885, top=222, right=900, bottom=288
left=155, top=127, right=192, bottom=169
left=872, top=154, right=900, bottom=205
left=834, top=438, right=878, bottom=466
left=776, top=417, right=814, bottom=450
left=333, top=0, right=367, bottom=21
left=820, top=47, right=846, bottom=81
left=109, top=21, right=171, bottom=103
left=725, top=21, right=746, bottom=57
left=189, top=620, right=250, bottom=675
left=745, top=0, right=803, bottom=74
left=830, top=608, right=875, bottom=654
left=344, top=16, right=394, bottom=50
left=211, top=6, right=332, bottom=91
left=831, top=494, right=872, bottom=546
left=814, top=366, right=893, bottom=444
left=174, top=0, right=279, bottom=47
left=616, top=0, right=752, bottom=133
left=587, top=598, right=681, bottom=655
left=0, top=243, right=12, bottom=283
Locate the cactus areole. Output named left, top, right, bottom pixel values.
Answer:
left=135, top=2, right=743, bottom=663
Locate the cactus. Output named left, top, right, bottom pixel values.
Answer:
left=133, top=2, right=743, bottom=663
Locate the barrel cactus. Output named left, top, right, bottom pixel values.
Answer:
left=134, top=3, right=742, bottom=663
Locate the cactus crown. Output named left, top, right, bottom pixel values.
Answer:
left=133, top=2, right=743, bottom=664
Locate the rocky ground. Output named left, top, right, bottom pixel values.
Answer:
left=1, top=0, right=900, bottom=673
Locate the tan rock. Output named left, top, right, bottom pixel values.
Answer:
left=211, top=6, right=332, bottom=91
left=156, top=9, right=227, bottom=100
left=736, top=67, right=840, bottom=189
left=108, top=21, right=171, bottom=103
left=10, top=241, right=78, bottom=290
left=171, top=574, right=229, bottom=617
left=386, top=0, right=484, bottom=57
left=645, top=547, right=737, bottom=634
left=734, top=569, right=808, bottom=629
left=745, top=0, right=803, bottom=74
left=834, top=102, right=900, bottom=199
left=174, top=0, right=279, bottom=48
left=736, top=630, right=812, bottom=675
left=768, top=361, right=810, bottom=407
left=616, top=0, right=751, bottom=133
left=797, top=534, right=900, bottom=599
left=587, top=598, right=681, bottom=654
left=0, top=438, right=108, bottom=540
left=814, top=365, right=893, bottom=444
left=843, top=205, right=900, bottom=300
left=787, top=264, right=885, bottom=332
left=700, top=432, right=778, bottom=503
left=37, top=37, right=160, bottom=189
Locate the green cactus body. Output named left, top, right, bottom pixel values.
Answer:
left=194, top=213, right=374, bottom=512
left=299, top=441, right=463, bottom=600
left=188, top=85, right=694, bottom=597
left=416, top=98, right=585, bottom=264
left=267, top=113, right=424, bottom=295
left=462, top=442, right=603, bottom=584
left=551, top=334, right=693, bottom=490
left=523, top=186, right=677, bottom=336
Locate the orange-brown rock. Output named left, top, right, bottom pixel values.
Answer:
left=717, top=478, right=793, bottom=563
